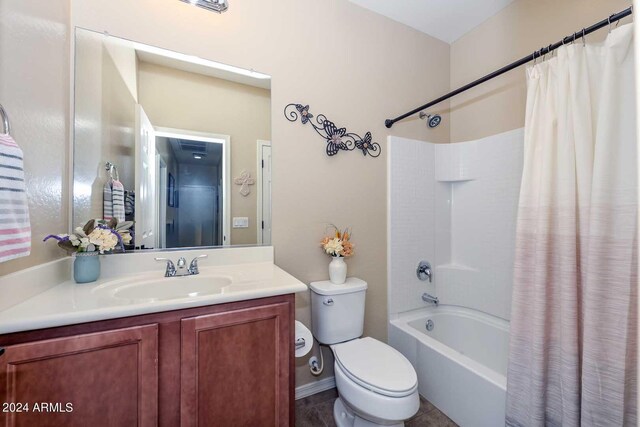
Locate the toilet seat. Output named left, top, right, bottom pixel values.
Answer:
left=332, top=337, right=418, bottom=398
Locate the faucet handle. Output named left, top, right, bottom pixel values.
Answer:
left=155, top=257, right=176, bottom=277
left=154, top=257, right=173, bottom=265
left=188, top=254, right=208, bottom=275
left=416, top=261, right=432, bottom=282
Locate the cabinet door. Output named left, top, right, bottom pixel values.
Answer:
left=0, top=324, right=158, bottom=427
left=181, top=302, right=291, bottom=427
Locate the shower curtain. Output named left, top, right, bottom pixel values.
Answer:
left=506, top=24, right=637, bottom=427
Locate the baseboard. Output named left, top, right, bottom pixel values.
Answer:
left=295, top=376, right=336, bottom=400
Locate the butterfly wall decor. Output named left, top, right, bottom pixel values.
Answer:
left=284, top=103, right=381, bottom=158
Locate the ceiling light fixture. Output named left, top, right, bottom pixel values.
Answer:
left=181, top=0, right=228, bottom=14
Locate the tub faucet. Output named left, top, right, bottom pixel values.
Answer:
left=422, top=293, right=439, bottom=306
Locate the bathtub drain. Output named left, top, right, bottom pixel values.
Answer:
left=426, top=319, right=434, bottom=331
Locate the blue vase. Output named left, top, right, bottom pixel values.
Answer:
left=74, top=252, right=101, bottom=283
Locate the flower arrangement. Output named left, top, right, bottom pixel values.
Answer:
left=320, top=225, right=354, bottom=258
left=44, top=218, right=133, bottom=254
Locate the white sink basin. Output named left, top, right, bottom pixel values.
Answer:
left=0, top=246, right=310, bottom=335
left=93, top=274, right=233, bottom=303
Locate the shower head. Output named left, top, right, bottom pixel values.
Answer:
left=419, top=112, right=442, bottom=128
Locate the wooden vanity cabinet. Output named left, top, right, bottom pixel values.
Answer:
left=0, top=294, right=295, bottom=427
left=181, top=301, right=291, bottom=427
left=0, top=324, right=158, bottom=427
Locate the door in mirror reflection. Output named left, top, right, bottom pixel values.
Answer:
left=155, top=129, right=229, bottom=248
left=258, top=141, right=272, bottom=245
left=134, top=105, right=157, bottom=249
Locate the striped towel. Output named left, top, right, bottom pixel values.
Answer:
left=103, top=178, right=125, bottom=223
left=0, top=133, right=31, bottom=262
left=112, top=179, right=125, bottom=222
left=124, top=190, right=135, bottom=217
left=103, top=180, right=114, bottom=220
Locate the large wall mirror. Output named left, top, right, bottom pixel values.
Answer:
left=73, top=28, right=272, bottom=251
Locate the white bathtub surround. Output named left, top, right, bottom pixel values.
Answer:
left=390, top=306, right=508, bottom=427
left=0, top=246, right=307, bottom=334
left=387, top=137, right=438, bottom=316
left=438, top=131, right=523, bottom=320
left=388, top=130, right=523, bottom=424
left=507, top=24, right=637, bottom=426
left=387, top=128, right=523, bottom=320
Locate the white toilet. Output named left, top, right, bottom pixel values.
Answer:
left=310, top=278, right=419, bottom=427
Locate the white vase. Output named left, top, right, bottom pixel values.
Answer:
left=329, top=256, right=347, bottom=285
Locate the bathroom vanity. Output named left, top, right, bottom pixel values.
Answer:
left=0, top=294, right=293, bottom=426
left=0, top=18, right=309, bottom=427
left=0, top=247, right=306, bottom=427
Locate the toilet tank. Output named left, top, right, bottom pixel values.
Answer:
left=310, top=277, right=368, bottom=345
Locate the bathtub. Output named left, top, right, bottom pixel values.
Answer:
left=389, top=305, right=509, bottom=427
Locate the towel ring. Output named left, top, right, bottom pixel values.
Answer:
left=105, top=161, right=120, bottom=181
left=0, top=103, right=10, bottom=136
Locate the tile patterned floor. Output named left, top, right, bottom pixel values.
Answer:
left=295, top=388, right=458, bottom=427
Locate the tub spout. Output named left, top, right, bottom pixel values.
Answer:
left=422, top=293, right=439, bottom=306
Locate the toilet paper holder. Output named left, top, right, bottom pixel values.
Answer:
left=294, top=320, right=313, bottom=358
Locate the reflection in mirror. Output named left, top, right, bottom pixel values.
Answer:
left=73, top=28, right=271, bottom=251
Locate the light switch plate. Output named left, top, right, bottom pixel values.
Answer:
left=233, top=217, right=249, bottom=228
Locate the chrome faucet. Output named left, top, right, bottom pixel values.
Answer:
left=422, top=293, right=439, bottom=306
left=155, top=254, right=208, bottom=277
left=176, top=257, right=187, bottom=274
left=155, top=257, right=176, bottom=277
left=188, top=254, right=208, bottom=275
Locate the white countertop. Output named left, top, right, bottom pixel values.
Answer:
left=0, top=248, right=307, bottom=334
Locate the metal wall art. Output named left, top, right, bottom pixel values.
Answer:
left=284, top=103, right=381, bottom=158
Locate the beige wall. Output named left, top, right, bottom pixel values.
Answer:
left=450, top=0, right=632, bottom=142
left=0, top=0, right=450, bottom=388
left=137, top=62, right=270, bottom=245
left=103, top=36, right=138, bottom=103
left=0, top=0, right=70, bottom=275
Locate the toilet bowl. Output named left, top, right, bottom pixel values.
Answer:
left=331, top=337, right=419, bottom=426
left=309, top=278, right=420, bottom=426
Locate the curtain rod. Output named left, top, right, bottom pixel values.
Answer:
left=384, top=6, right=633, bottom=129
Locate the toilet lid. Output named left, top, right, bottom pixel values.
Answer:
left=333, top=337, right=417, bottom=397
